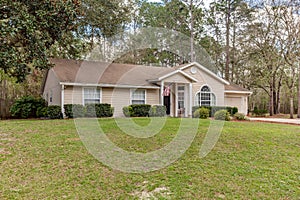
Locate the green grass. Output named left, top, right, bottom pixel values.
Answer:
left=0, top=118, right=299, bottom=199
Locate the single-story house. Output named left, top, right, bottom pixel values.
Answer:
left=42, top=59, right=252, bottom=117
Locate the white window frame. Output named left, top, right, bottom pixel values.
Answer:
left=177, top=85, right=185, bottom=110
left=49, top=90, right=53, bottom=103
left=82, top=87, right=101, bottom=105
left=130, top=89, right=146, bottom=105
left=194, top=85, right=217, bottom=106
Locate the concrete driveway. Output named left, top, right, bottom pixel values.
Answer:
left=249, top=117, right=300, bottom=125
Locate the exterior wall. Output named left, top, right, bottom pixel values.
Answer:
left=147, top=89, right=159, bottom=105
left=163, top=74, right=191, bottom=83
left=64, top=86, right=83, bottom=105
left=103, top=88, right=159, bottom=117
left=43, top=69, right=61, bottom=106
left=225, top=94, right=248, bottom=114
left=62, top=86, right=160, bottom=117
left=110, top=88, right=131, bottom=117
left=182, top=66, right=225, bottom=106
left=102, top=87, right=114, bottom=104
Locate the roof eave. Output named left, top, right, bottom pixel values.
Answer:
left=153, top=70, right=198, bottom=82
left=59, top=82, right=160, bottom=89
left=225, top=90, right=253, bottom=95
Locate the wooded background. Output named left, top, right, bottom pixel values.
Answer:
left=1, top=0, right=300, bottom=118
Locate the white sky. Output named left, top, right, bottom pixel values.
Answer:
left=147, top=0, right=213, bottom=8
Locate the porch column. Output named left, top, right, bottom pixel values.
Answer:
left=160, top=81, right=164, bottom=105
left=61, top=84, right=65, bottom=117
left=175, top=83, right=178, bottom=117
left=189, top=83, right=193, bottom=117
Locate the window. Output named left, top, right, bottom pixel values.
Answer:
left=178, top=85, right=185, bottom=109
left=195, top=86, right=216, bottom=106
left=83, top=88, right=101, bottom=105
left=49, top=90, right=53, bottom=103
left=131, top=89, right=146, bottom=104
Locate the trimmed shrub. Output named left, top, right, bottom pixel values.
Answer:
left=211, top=106, right=226, bottom=116
left=85, top=104, right=113, bottom=118
left=123, top=104, right=151, bottom=117
left=129, top=104, right=151, bottom=117
left=192, top=106, right=237, bottom=117
left=225, top=106, right=238, bottom=116
left=214, top=110, right=231, bottom=121
left=36, top=107, right=47, bottom=118
left=192, top=106, right=211, bottom=117
left=47, top=105, right=62, bottom=119
left=149, top=105, right=166, bottom=117
left=234, top=112, right=246, bottom=120
left=193, top=107, right=209, bottom=119
left=64, top=104, right=85, bottom=118
left=10, top=96, right=46, bottom=119
left=123, top=106, right=131, bottom=117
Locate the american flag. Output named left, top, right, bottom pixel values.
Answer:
left=163, top=86, right=170, bottom=96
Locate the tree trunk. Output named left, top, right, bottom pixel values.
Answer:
left=273, top=89, right=277, bottom=114
left=225, top=0, right=231, bottom=81
left=290, top=96, right=294, bottom=119
left=276, top=78, right=281, bottom=114
left=269, top=82, right=274, bottom=116
left=297, top=72, right=300, bottom=118
left=190, top=0, right=195, bottom=62
left=298, top=62, right=300, bottom=118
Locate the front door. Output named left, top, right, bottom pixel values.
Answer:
left=164, top=96, right=171, bottom=115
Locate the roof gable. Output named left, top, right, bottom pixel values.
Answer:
left=148, top=70, right=198, bottom=83
left=179, top=62, right=230, bottom=85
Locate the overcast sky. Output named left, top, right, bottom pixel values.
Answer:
left=147, top=0, right=213, bottom=8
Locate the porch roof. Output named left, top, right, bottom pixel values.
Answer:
left=147, top=70, right=198, bottom=83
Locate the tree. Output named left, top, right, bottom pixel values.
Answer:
left=277, top=1, right=300, bottom=118
left=117, top=0, right=205, bottom=66
left=77, top=0, right=132, bottom=49
left=0, top=0, right=81, bottom=82
left=241, top=3, right=284, bottom=116
left=205, top=0, right=253, bottom=81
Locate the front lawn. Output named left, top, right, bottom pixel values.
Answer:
left=0, top=118, right=299, bottom=199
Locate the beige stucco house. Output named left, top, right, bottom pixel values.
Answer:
left=42, top=59, right=252, bottom=117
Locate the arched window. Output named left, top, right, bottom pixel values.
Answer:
left=195, top=86, right=216, bottom=106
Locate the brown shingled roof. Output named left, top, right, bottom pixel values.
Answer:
left=49, top=58, right=174, bottom=87
left=225, top=83, right=251, bottom=92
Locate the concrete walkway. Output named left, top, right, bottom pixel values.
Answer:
left=249, top=117, right=300, bottom=125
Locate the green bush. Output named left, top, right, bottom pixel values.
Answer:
left=123, top=106, right=131, bottom=117
left=85, top=104, right=113, bottom=118
left=36, top=107, right=47, bottom=118
left=214, top=110, right=231, bottom=121
left=193, top=107, right=210, bottom=119
left=211, top=106, right=226, bottom=116
left=193, top=106, right=210, bottom=117
left=64, top=104, right=85, bottom=118
left=225, top=106, right=238, bottom=116
left=129, top=104, right=151, bottom=117
left=234, top=112, right=246, bottom=120
left=47, top=105, right=62, bottom=119
left=252, top=107, right=268, bottom=116
left=149, top=105, right=166, bottom=117
left=192, top=106, right=237, bottom=117
left=123, top=104, right=153, bottom=117
left=10, top=96, right=46, bottom=119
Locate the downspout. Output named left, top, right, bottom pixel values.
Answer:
left=61, top=84, right=65, bottom=117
